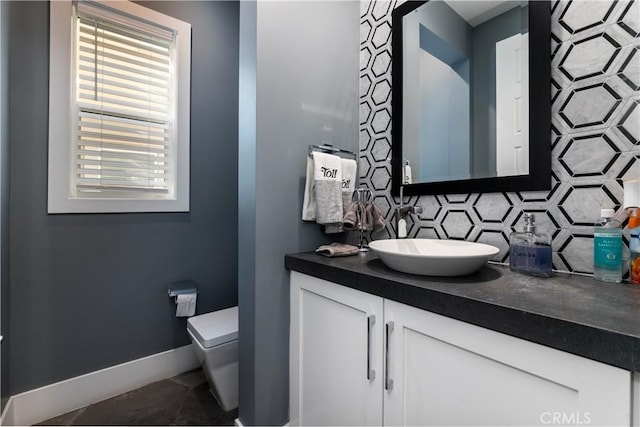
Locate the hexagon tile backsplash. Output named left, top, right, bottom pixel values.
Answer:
left=359, top=0, right=640, bottom=275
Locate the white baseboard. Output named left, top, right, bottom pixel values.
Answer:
left=234, top=418, right=289, bottom=427
left=1, top=344, right=198, bottom=426
left=0, top=397, right=15, bottom=427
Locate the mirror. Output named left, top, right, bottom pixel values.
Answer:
left=391, top=0, right=551, bottom=196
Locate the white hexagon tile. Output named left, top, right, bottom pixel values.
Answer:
left=359, top=0, right=640, bottom=275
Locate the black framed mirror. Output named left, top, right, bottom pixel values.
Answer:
left=391, top=0, right=551, bottom=197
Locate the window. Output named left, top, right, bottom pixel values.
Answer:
left=48, top=0, right=191, bottom=213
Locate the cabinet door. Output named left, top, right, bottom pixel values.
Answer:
left=290, top=272, right=383, bottom=426
left=634, top=373, right=639, bottom=427
left=384, top=300, right=631, bottom=427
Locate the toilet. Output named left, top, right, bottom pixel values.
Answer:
left=187, top=306, right=239, bottom=411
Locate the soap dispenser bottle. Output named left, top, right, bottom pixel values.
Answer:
left=509, top=213, right=552, bottom=277
left=593, top=208, right=622, bottom=283
left=629, top=208, right=640, bottom=284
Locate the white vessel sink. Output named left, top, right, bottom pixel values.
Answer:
left=368, top=239, right=500, bottom=276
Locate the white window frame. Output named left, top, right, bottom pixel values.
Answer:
left=48, top=0, right=191, bottom=213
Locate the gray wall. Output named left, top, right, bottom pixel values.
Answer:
left=0, top=0, right=10, bottom=411
left=238, top=1, right=359, bottom=424
left=7, top=0, right=239, bottom=395
left=238, top=1, right=257, bottom=423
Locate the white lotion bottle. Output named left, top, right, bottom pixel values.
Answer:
left=403, top=160, right=412, bottom=184
left=397, top=218, right=407, bottom=238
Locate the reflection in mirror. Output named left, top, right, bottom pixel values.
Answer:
left=391, top=1, right=550, bottom=196
left=404, top=1, right=529, bottom=183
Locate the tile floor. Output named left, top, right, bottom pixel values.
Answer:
left=37, top=369, right=237, bottom=426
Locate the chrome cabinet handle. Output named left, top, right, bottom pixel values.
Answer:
left=367, top=314, right=376, bottom=381
left=385, top=321, right=394, bottom=391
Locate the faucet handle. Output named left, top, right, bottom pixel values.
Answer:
left=413, top=205, right=423, bottom=215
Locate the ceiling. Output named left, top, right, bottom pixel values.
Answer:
left=444, top=0, right=526, bottom=27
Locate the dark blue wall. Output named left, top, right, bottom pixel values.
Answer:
left=1, top=0, right=10, bottom=410
left=7, top=0, right=238, bottom=394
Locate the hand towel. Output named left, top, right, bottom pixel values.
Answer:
left=358, top=202, right=386, bottom=232
left=341, top=158, right=357, bottom=214
left=368, top=202, right=386, bottom=232
left=302, top=156, right=316, bottom=221
left=325, top=158, right=358, bottom=234
left=342, top=201, right=360, bottom=230
left=316, top=242, right=359, bottom=257
left=313, top=152, right=343, bottom=226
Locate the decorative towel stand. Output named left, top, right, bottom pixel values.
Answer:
left=353, top=187, right=373, bottom=252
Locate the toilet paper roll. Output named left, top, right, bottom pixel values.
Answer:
left=175, top=293, right=197, bottom=317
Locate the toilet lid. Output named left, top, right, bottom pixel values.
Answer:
left=187, top=306, right=238, bottom=348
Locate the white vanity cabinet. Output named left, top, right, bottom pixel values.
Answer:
left=384, top=299, right=630, bottom=426
left=289, top=271, right=384, bottom=426
left=290, top=271, right=633, bottom=426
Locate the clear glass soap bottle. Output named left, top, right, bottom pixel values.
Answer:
left=509, top=213, right=553, bottom=277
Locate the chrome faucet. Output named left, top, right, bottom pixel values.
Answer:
left=395, top=186, right=423, bottom=238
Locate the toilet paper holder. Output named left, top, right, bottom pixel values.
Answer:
left=168, top=280, right=198, bottom=299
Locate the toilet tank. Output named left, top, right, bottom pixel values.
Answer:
left=187, top=306, right=238, bottom=348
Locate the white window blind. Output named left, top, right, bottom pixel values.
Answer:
left=73, top=1, right=176, bottom=199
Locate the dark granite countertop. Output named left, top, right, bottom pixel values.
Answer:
left=285, top=251, right=640, bottom=372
